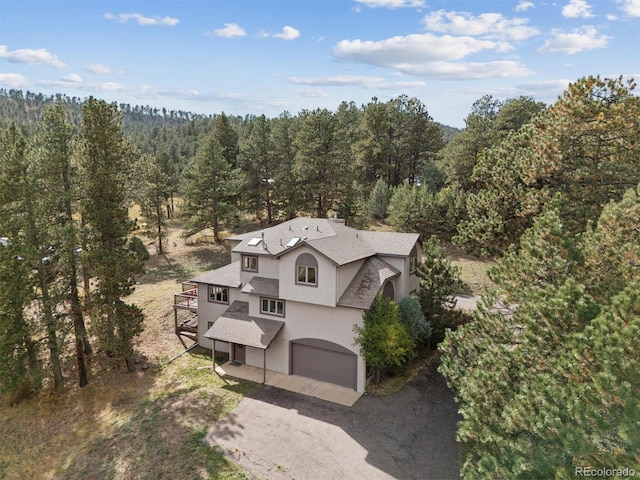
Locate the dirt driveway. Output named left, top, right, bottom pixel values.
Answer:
left=206, top=358, right=461, bottom=479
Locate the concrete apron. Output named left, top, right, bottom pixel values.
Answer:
left=215, top=361, right=363, bottom=407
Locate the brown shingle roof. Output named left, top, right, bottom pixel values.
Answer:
left=241, top=276, right=279, bottom=297
left=337, top=257, right=400, bottom=309
left=229, top=217, right=419, bottom=265
left=190, top=261, right=241, bottom=287
left=203, top=301, right=284, bottom=349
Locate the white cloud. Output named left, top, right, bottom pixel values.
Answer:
left=562, top=0, right=594, bottom=18
left=86, top=63, right=122, bottom=74
left=354, top=0, right=425, bottom=8
left=294, top=88, right=330, bottom=98
left=334, top=34, right=531, bottom=79
left=516, top=1, right=535, bottom=12
left=517, top=79, right=572, bottom=92
left=538, top=26, right=609, bottom=54
left=62, top=73, right=83, bottom=83
left=616, top=0, right=640, bottom=16
left=39, top=78, right=125, bottom=92
left=209, top=23, right=247, bottom=38
left=398, top=60, right=531, bottom=79
left=288, top=74, right=426, bottom=89
left=273, top=26, right=301, bottom=40
left=422, top=10, right=539, bottom=41
left=103, top=13, right=179, bottom=26
left=335, top=33, right=512, bottom=64
left=606, top=13, right=618, bottom=20
left=0, top=73, right=29, bottom=87
left=0, top=45, right=66, bottom=68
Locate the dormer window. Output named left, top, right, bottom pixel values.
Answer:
left=242, top=255, right=258, bottom=272
left=295, top=253, right=318, bottom=286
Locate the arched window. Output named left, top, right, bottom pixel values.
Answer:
left=295, top=253, right=318, bottom=286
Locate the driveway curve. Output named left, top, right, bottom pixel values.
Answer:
left=206, top=358, right=461, bottom=479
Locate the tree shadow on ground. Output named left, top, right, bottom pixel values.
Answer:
left=53, top=362, right=249, bottom=480
left=210, top=358, right=461, bottom=480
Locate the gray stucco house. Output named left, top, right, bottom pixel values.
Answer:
left=176, top=217, right=421, bottom=393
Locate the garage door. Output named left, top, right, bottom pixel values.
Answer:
left=290, top=338, right=357, bottom=390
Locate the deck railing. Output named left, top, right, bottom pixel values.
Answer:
left=174, top=282, right=198, bottom=310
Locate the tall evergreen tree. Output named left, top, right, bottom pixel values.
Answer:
left=293, top=108, right=340, bottom=217
left=456, top=76, right=639, bottom=255
left=0, top=124, right=42, bottom=399
left=137, top=154, right=170, bottom=254
left=183, top=130, right=243, bottom=241
left=36, top=103, right=91, bottom=387
left=439, top=186, right=640, bottom=478
left=239, top=114, right=276, bottom=222
left=79, top=98, right=144, bottom=372
left=417, top=236, right=462, bottom=343
left=271, top=112, right=301, bottom=219
left=213, top=112, right=239, bottom=168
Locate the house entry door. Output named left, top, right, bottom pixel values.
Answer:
left=233, top=344, right=246, bottom=363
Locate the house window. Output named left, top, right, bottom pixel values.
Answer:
left=410, top=245, right=419, bottom=274
left=261, top=297, right=285, bottom=317
left=242, top=255, right=258, bottom=272
left=297, top=266, right=317, bottom=285
left=208, top=285, right=228, bottom=304
left=295, top=252, right=318, bottom=286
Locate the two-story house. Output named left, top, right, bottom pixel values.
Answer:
left=180, top=217, right=421, bottom=393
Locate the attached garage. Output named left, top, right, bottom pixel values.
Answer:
left=290, top=338, right=357, bottom=390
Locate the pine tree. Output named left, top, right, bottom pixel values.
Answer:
left=0, top=124, right=42, bottom=400
left=417, top=236, right=461, bottom=343
left=238, top=114, right=276, bottom=222
left=137, top=154, right=170, bottom=254
left=183, top=130, right=243, bottom=241
left=367, top=178, right=392, bottom=220
left=293, top=108, right=340, bottom=217
left=456, top=76, right=640, bottom=256
left=79, top=98, right=144, bottom=372
left=36, top=103, right=91, bottom=387
left=439, top=186, right=640, bottom=478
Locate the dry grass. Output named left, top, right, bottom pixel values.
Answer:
left=444, top=242, right=497, bottom=296
left=0, top=217, right=254, bottom=480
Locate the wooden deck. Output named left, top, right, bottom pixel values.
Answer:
left=173, top=283, right=198, bottom=312
left=174, top=282, right=198, bottom=339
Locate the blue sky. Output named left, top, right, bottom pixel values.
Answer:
left=0, top=0, right=638, bottom=127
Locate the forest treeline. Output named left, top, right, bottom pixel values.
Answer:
left=1, top=76, right=639, bottom=478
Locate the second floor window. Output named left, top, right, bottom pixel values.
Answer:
left=297, top=265, right=317, bottom=285
left=295, top=252, right=318, bottom=287
left=242, top=255, right=258, bottom=272
left=261, top=297, right=285, bottom=316
left=208, top=285, right=228, bottom=304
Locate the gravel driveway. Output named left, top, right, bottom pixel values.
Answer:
left=206, top=358, right=461, bottom=479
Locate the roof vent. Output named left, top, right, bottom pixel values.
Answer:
left=247, top=237, right=262, bottom=247
left=286, top=237, right=300, bottom=248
